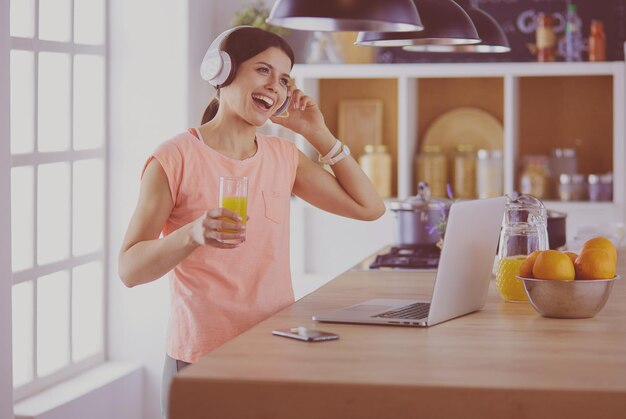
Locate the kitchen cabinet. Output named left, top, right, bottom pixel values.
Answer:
left=271, top=57, right=626, bottom=285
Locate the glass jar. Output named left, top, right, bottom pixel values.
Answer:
left=558, top=173, right=587, bottom=201
left=453, top=144, right=477, bottom=199
left=519, top=155, right=550, bottom=199
left=359, top=144, right=392, bottom=198
left=588, top=173, right=613, bottom=202
left=415, top=144, right=448, bottom=198
left=549, top=148, right=577, bottom=196
left=496, top=195, right=549, bottom=302
left=476, top=149, right=503, bottom=199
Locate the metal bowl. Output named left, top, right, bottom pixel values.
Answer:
left=516, top=275, right=620, bottom=319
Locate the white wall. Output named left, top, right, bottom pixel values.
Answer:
left=1, top=0, right=14, bottom=417
left=107, top=1, right=262, bottom=418
left=108, top=1, right=189, bottom=418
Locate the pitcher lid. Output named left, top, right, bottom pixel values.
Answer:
left=504, top=194, right=547, bottom=225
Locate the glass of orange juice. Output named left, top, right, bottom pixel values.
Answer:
left=218, top=176, right=248, bottom=244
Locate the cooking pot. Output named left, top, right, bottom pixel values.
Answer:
left=389, top=182, right=451, bottom=246
left=547, top=210, right=567, bottom=249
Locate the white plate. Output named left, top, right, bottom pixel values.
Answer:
left=421, top=107, right=504, bottom=154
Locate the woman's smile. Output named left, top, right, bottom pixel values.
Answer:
left=251, top=93, right=276, bottom=113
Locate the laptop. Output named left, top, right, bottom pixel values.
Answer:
left=312, top=196, right=507, bottom=327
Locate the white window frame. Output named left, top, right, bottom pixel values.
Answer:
left=1, top=0, right=14, bottom=415
left=9, top=0, right=109, bottom=402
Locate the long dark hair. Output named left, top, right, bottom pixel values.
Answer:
left=201, top=27, right=295, bottom=124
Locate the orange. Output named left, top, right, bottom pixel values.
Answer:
left=574, top=248, right=616, bottom=280
left=582, top=237, right=617, bottom=263
left=519, top=250, right=542, bottom=278
left=564, top=251, right=578, bottom=264
left=532, top=250, right=575, bottom=281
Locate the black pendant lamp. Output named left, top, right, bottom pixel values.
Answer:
left=266, top=0, right=424, bottom=32
left=404, top=0, right=510, bottom=52
left=355, top=0, right=480, bottom=47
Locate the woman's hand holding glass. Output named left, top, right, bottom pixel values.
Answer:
left=190, top=209, right=246, bottom=249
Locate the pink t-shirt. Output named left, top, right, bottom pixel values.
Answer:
left=144, top=129, right=299, bottom=363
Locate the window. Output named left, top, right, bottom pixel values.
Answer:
left=9, top=0, right=107, bottom=400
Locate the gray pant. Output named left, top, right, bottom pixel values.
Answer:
left=161, top=354, right=191, bottom=418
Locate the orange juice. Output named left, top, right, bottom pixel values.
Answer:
left=496, top=256, right=528, bottom=302
left=219, top=196, right=247, bottom=231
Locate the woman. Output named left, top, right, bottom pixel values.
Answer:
left=118, top=27, right=385, bottom=417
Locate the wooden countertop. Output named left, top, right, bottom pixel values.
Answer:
left=170, top=252, right=626, bottom=419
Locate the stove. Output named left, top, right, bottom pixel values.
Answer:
left=368, top=244, right=441, bottom=270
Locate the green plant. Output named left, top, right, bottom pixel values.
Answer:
left=231, top=1, right=289, bottom=36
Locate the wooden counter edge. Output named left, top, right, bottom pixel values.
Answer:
left=170, top=377, right=626, bottom=419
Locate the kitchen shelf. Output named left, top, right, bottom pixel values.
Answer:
left=517, top=75, right=614, bottom=179
left=291, top=61, right=625, bottom=202
left=279, top=58, right=626, bottom=278
left=291, top=62, right=624, bottom=79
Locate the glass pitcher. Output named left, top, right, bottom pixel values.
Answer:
left=496, top=194, right=549, bottom=302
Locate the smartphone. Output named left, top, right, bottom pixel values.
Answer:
left=272, top=327, right=339, bottom=342
left=273, top=96, right=291, bottom=117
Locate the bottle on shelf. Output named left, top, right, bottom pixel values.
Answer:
left=587, top=173, right=613, bottom=202
left=358, top=144, right=392, bottom=198
left=558, top=173, right=587, bottom=201
left=588, top=20, right=606, bottom=62
left=415, top=144, right=448, bottom=198
left=453, top=144, right=477, bottom=199
left=536, top=13, right=556, bottom=62
left=476, top=149, right=503, bottom=199
left=563, top=3, right=583, bottom=62
left=549, top=148, right=577, bottom=197
left=519, top=155, right=550, bottom=199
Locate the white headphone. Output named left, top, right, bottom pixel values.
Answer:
left=200, top=26, right=250, bottom=87
left=200, top=26, right=292, bottom=116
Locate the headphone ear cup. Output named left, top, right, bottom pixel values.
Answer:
left=201, top=26, right=249, bottom=87
left=202, top=50, right=233, bottom=87
left=218, top=53, right=236, bottom=87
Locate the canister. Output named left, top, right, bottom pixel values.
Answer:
left=359, top=144, right=392, bottom=198
left=588, top=173, right=612, bottom=202
left=453, top=144, right=477, bottom=199
left=415, top=144, right=447, bottom=198
left=476, top=149, right=503, bottom=199
left=558, top=174, right=587, bottom=201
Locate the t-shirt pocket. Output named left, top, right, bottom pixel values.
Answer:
left=262, top=190, right=287, bottom=224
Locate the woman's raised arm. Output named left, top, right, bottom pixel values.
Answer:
left=271, top=87, right=386, bottom=221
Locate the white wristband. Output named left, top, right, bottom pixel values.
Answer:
left=325, top=144, right=351, bottom=166
left=318, top=139, right=342, bottom=164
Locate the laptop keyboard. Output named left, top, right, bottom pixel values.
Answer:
left=373, top=302, right=431, bottom=320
